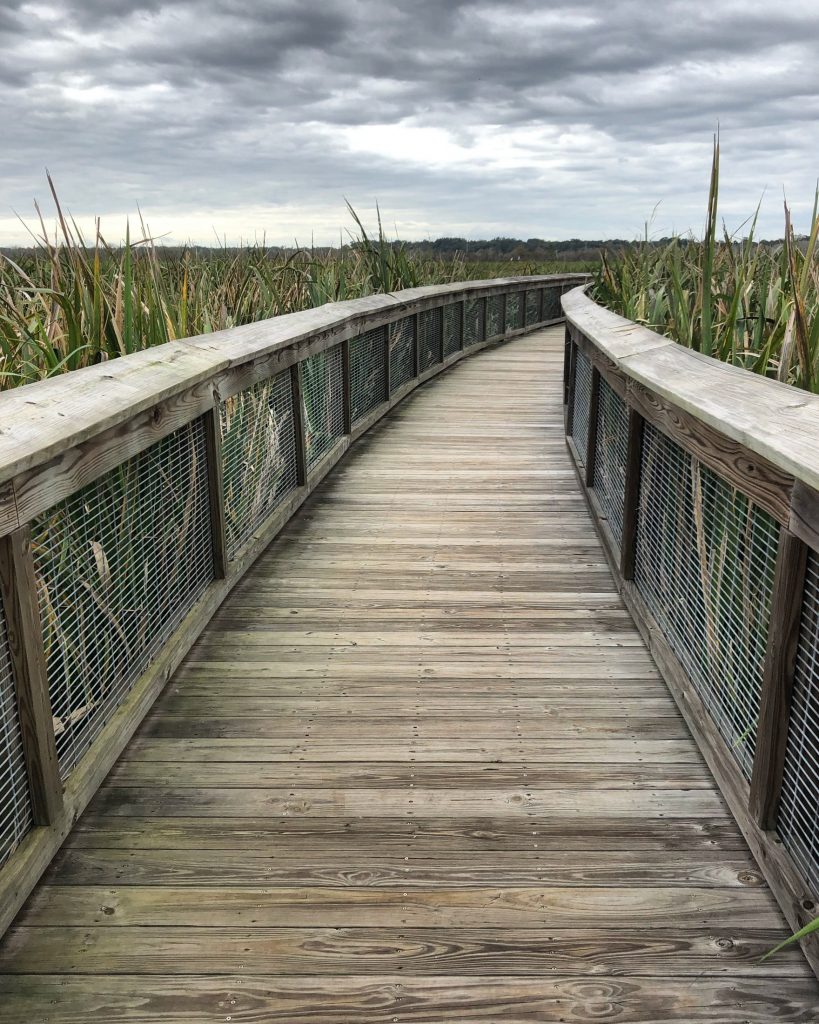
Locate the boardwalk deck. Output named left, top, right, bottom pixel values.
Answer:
left=0, top=326, right=817, bottom=1021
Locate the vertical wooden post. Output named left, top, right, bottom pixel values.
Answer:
left=563, top=326, right=572, bottom=407
left=341, top=338, right=352, bottom=434
left=203, top=400, right=228, bottom=579
left=436, top=308, right=444, bottom=363
left=750, top=528, right=808, bottom=828
left=481, top=297, right=488, bottom=342
left=383, top=325, right=392, bottom=400
left=290, top=361, right=307, bottom=486
left=565, top=342, right=577, bottom=435
left=458, top=300, right=465, bottom=351
left=0, top=526, right=62, bottom=825
left=501, top=292, right=508, bottom=337
left=620, top=407, right=645, bottom=580
left=539, top=287, right=546, bottom=324
left=585, top=367, right=601, bottom=488
left=413, top=313, right=421, bottom=377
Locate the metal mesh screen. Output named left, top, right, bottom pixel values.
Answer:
left=33, top=420, right=215, bottom=776
left=525, top=290, right=539, bottom=326
left=543, top=286, right=562, bottom=320
left=505, top=293, right=523, bottom=332
left=569, top=347, right=593, bottom=465
left=634, top=423, right=779, bottom=777
left=463, top=298, right=484, bottom=347
left=777, top=555, right=819, bottom=893
left=221, top=370, right=299, bottom=558
left=486, top=295, right=504, bottom=338
left=351, top=326, right=387, bottom=423
left=301, top=345, right=345, bottom=471
left=443, top=303, right=462, bottom=357
left=0, top=601, right=32, bottom=867
left=419, top=308, right=443, bottom=371
left=389, top=317, right=415, bottom=393
left=591, top=379, right=629, bottom=548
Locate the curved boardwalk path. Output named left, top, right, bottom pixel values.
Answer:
left=0, top=326, right=817, bottom=1021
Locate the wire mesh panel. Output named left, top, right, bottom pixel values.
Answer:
left=634, top=423, right=779, bottom=778
left=0, top=601, right=32, bottom=867
left=777, top=555, right=819, bottom=893
left=543, top=285, right=562, bottom=320
left=569, top=347, right=593, bottom=465
left=443, top=303, right=462, bottom=357
left=221, top=370, right=299, bottom=558
left=419, top=308, right=443, bottom=371
left=32, top=420, right=215, bottom=776
left=505, top=293, right=523, bottom=332
left=525, top=290, right=540, bottom=326
left=389, top=317, right=415, bottom=393
left=591, top=379, right=629, bottom=548
left=463, top=298, right=484, bottom=347
left=301, top=345, right=345, bottom=471
left=486, top=295, right=504, bottom=338
left=351, top=326, right=387, bottom=423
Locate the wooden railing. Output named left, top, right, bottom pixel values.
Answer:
left=0, top=274, right=584, bottom=936
left=563, top=285, right=819, bottom=977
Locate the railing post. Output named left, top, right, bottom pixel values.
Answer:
left=413, top=312, right=421, bottom=377
left=290, top=361, right=307, bottom=486
left=563, top=325, right=572, bottom=407
left=620, top=407, right=645, bottom=580
left=341, top=338, right=352, bottom=434
left=501, top=291, right=508, bottom=337
left=481, top=297, right=488, bottom=342
left=203, top=400, right=228, bottom=579
left=0, top=526, right=62, bottom=825
left=459, top=300, right=465, bottom=350
left=539, top=287, right=546, bottom=323
left=749, top=528, right=808, bottom=828
left=383, top=325, right=392, bottom=399
left=565, top=341, right=577, bottom=435
left=585, top=367, right=600, bottom=488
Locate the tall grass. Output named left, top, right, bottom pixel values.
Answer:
left=594, top=139, right=819, bottom=391
left=3, top=186, right=551, bottom=389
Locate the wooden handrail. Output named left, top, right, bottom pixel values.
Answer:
left=563, top=285, right=819, bottom=979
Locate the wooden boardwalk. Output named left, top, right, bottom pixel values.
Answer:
left=0, top=326, right=817, bottom=1021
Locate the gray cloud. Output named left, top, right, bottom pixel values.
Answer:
left=1, top=0, right=818, bottom=242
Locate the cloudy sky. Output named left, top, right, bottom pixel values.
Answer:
left=2, top=0, right=818, bottom=245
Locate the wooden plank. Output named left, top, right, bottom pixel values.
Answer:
left=750, top=529, right=808, bottom=827
left=0, top=974, right=816, bottom=1023
left=2, top=925, right=803, bottom=977
left=0, top=526, right=62, bottom=825
left=65, top=814, right=748, bottom=853
left=14, top=884, right=783, bottom=929
left=44, top=847, right=761, bottom=888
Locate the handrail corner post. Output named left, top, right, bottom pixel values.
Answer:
left=0, top=525, right=63, bottom=826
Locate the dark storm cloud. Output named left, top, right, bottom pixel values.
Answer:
left=1, top=0, right=818, bottom=241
